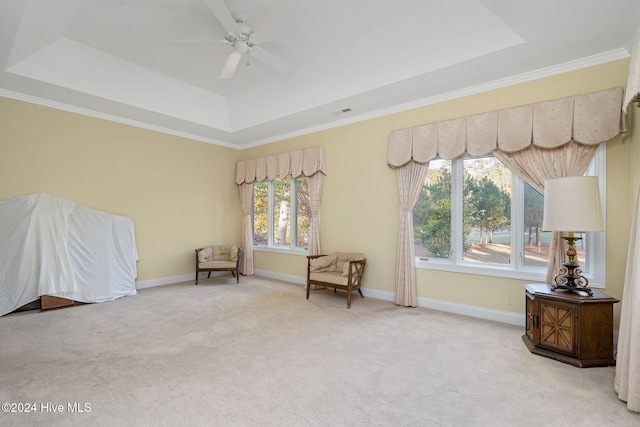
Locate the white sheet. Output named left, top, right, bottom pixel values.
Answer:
left=0, top=193, right=138, bottom=316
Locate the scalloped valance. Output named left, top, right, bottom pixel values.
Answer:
left=388, top=86, right=625, bottom=168
left=236, top=145, right=326, bottom=184
left=624, top=36, right=640, bottom=113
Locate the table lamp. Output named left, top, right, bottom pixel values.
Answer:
left=542, top=176, right=604, bottom=296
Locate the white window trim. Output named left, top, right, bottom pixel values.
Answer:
left=252, top=245, right=308, bottom=256
left=586, top=143, right=607, bottom=288
left=416, top=144, right=606, bottom=287
left=252, top=177, right=309, bottom=255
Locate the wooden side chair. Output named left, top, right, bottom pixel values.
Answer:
left=195, top=246, right=241, bottom=285
left=306, top=252, right=366, bottom=308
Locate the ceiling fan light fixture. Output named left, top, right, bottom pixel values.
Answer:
left=233, top=40, right=249, bottom=53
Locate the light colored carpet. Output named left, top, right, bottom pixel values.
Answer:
left=0, top=275, right=637, bottom=426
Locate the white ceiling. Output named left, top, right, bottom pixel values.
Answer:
left=1, top=0, right=639, bottom=149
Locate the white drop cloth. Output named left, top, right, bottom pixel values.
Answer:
left=0, top=193, right=138, bottom=316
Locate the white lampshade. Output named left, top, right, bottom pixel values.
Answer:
left=542, top=176, right=604, bottom=232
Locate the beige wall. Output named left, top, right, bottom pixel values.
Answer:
left=242, top=59, right=635, bottom=328
left=1, top=58, right=636, bottom=328
left=0, top=98, right=242, bottom=282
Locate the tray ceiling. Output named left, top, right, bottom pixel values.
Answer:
left=1, top=0, right=639, bottom=148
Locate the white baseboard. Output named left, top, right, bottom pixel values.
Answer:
left=254, top=269, right=305, bottom=285
left=136, top=274, right=192, bottom=289
left=360, top=287, right=525, bottom=326
left=138, top=270, right=620, bottom=342
left=254, top=270, right=526, bottom=327
left=135, top=272, right=225, bottom=289
left=417, top=297, right=525, bottom=326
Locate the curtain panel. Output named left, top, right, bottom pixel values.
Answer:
left=387, top=87, right=625, bottom=307
left=238, top=182, right=254, bottom=276
left=395, top=161, right=429, bottom=307
left=615, top=185, right=640, bottom=412
left=307, top=172, right=324, bottom=256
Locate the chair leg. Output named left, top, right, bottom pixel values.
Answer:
left=306, top=283, right=311, bottom=300
left=195, top=270, right=198, bottom=285
left=358, top=288, right=364, bottom=298
left=347, top=286, right=352, bottom=309
left=236, top=269, right=239, bottom=284
left=207, top=272, right=211, bottom=278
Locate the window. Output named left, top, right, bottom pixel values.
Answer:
left=463, top=157, right=511, bottom=265
left=252, top=176, right=310, bottom=251
left=413, top=145, right=605, bottom=285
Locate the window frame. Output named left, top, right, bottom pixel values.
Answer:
left=415, top=144, right=606, bottom=287
left=252, top=176, right=309, bottom=255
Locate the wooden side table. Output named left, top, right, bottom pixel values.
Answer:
left=522, top=283, right=618, bottom=367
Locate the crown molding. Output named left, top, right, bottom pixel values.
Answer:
left=1, top=48, right=630, bottom=151
left=244, top=49, right=631, bottom=149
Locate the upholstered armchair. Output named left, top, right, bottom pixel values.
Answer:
left=306, top=252, right=366, bottom=308
left=195, top=245, right=241, bottom=285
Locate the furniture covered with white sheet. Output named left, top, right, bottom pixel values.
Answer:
left=0, top=193, right=138, bottom=316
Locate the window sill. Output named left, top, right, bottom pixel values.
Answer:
left=253, top=246, right=308, bottom=256
left=416, top=258, right=545, bottom=282
left=415, top=258, right=604, bottom=288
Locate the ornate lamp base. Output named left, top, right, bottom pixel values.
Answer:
left=551, top=236, right=593, bottom=297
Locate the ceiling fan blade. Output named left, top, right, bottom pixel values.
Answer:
left=251, top=47, right=292, bottom=75
left=203, top=0, right=240, bottom=35
left=220, top=50, right=243, bottom=79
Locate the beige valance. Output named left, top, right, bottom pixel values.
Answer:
left=236, top=145, right=326, bottom=184
left=624, top=36, right=640, bottom=113
left=388, top=87, right=625, bottom=168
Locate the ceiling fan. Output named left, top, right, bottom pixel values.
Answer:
left=199, top=0, right=293, bottom=79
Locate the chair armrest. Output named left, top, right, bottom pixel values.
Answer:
left=236, top=248, right=242, bottom=267
left=347, top=259, right=367, bottom=279
left=307, top=254, right=326, bottom=267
